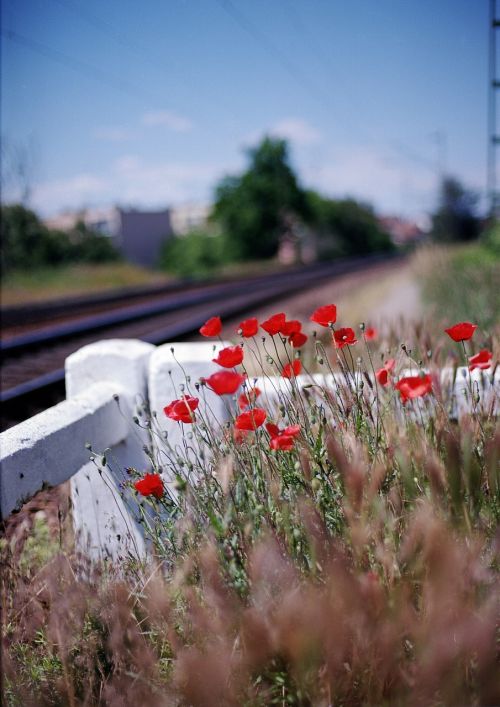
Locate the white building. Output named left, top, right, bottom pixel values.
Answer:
left=45, top=206, right=173, bottom=267
left=168, top=202, right=211, bottom=235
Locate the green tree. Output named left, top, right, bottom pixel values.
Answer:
left=160, top=229, right=228, bottom=277
left=212, top=137, right=309, bottom=260
left=306, top=191, right=393, bottom=258
left=0, top=204, right=119, bottom=273
left=431, top=177, right=480, bottom=243
left=0, top=204, right=66, bottom=271
left=69, top=220, right=120, bottom=263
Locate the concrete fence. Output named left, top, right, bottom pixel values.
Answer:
left=1, top=338, right=498, bottom=561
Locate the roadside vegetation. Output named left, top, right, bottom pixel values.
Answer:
left=0, top=262, right=171, bottom=306
left=2, top=303, right=498, bottom=705
left=415, top=240, right=500, bottom=332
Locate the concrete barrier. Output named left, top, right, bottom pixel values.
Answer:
left=1, top=338, right=498, bottom=561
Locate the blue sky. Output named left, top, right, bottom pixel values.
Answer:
left=1, top=0, right=490, bottom=220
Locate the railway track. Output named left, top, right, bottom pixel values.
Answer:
left=0, top=255, right=398, bottom=429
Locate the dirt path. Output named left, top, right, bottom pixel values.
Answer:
left=216, top=258, right=421, bottom=336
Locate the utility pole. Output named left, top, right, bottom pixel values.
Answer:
left=429, top=130, right=447, bottom=205
left=488, top=0, right=500, bottom=216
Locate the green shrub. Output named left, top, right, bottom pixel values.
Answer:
left=0, top=205, right=120, bottom=273
left=415, top=244, right=500, bottom=331
left=160, top=229, right=230, bottom=277
left=482, top=218, right=500, bottom=256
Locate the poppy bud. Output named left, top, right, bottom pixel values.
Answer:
left=174, top=476, right=187, bottom=491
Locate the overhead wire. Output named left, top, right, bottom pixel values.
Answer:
left=1, top=27, right=161, bottom=104
left=219, top=0, right=436, bottom=173
left=47, top=0, right=164, bottom=72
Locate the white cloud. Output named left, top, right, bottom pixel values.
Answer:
left=301, top=146, right=437, bottom=216
left=269, top=118, right=322, bottom=146
left=142, top=110, right=193, bottom=132
left=242, top=117, right=322, bottom=148
left=30, top=156, right=233, bottom=216
left=93, top=126, right=134, bottom=142
left=34, top=173, right=109, bottom=211
left=113, top=154, right=142, bottom=172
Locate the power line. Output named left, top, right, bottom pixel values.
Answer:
left=1, top=28, right=160, bottom=104
left=488, top=0, right=499, bottom=215
left=218, top=0, right=436, bottom=175
left=47, top=0, right=164, bottom=72
left=215, top=0, right=336, bottom=114
left=279, top=0, right=436, bottom=173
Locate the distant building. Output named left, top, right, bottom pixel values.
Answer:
left=45, top=206, right=173, bottom=267
left=169, top=202, right=210, bottom=235
left=378, top=216, right=425, bottom=247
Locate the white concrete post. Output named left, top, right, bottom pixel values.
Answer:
left=445, top=366, right=499, bottom=419
left=65, top=339, right=154, bottom=561
left=0, top=383, right=127, bottom=520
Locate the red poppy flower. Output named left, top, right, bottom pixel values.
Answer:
left=375, top=368, right=389, bottom=386
left=281, top=319, right=302, bottom=336
left=375, top=358, right=395, bottom=387
left=238, top=387, right=261, bottom=410
left=212, top=345, right=244, bottom=368
left=266, top=422, right=301, bottom=451
left=134, top=473, right=164, bottom=499
left=289, top=331, right=308, bottom=348
left=310, top=304, right=337, bottom=327
left=364, top=326, right=378, bottom=341
left=204, top=371, right=246, bottom=395
left=272, top=436, right=295, bottom=451
left=163, top=396, right=199, bottom=423
left=445, top=322, right=477, bottom=342
left=238, top=317, right=259, bottom=337
left=333, top=327, right=357, bottom=349
left=282, top=359, right=302, bottom=378
left=261, top=312, right=286, bottom=335
left=233, top=427, right=250, bottom=445
left=199, top=316, right=222, bottom=337
left=395, top=374, right=432, bottom=404
left=234, top=407, right=267, bottom=430
left=468, top=349, right=493, bottom=371
left=266, top=422, right=301, bottom=438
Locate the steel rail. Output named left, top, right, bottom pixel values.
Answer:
left=0, top=254, right=398, bottom=428
left=1, top=260, right=331, bottom=328
left=1, top=260, right=351, bottom=355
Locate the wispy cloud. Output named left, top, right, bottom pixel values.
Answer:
left=302, top=146, right=437, bottom=216
left=243, top=117, right=322, bottom=148
left=31, top=155, right=234, bottom=215
left=142, top=110, right=194, bottom=132
left=270, top=118, right=322, bottom=146
left=93, top=127, right=135, bottom=142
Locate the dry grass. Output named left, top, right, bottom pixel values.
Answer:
left=2, top=308, right=499, bottom=706
left=1, top=263, right=171, bottom=306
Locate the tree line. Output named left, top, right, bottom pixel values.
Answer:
left=162, top=137, right=395, bottom=275
left=1, top=136, right=485, bottom=276
left=1, top=204, right=119, bottom=273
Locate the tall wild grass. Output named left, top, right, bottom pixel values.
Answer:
left=2, top=307, right=499, bottom=706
